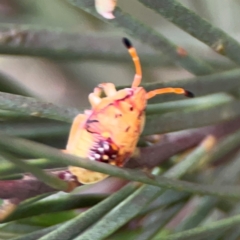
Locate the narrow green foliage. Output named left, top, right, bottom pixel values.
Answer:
left=0, top=158, right=66, bottom=178
left=1, top=91, right=240, bottom=137
left=127, top=136, right=216, bottom=239
left=145, top=100, right=240, bottom=135
left=0, top=71, right=32, bottom=96
left=121, top=68, right=240, bottom=102
left=0, top=151, right=68, bottom=191
left=162, top=214, right=240, bottom=240
left=139, top=191, right=189, bottom=216
left=0, top=24, right=126, bottom=61
left=176, top=196, right=218, bottom=232
left=68, top=0, right=214, bottom=75
left=200, top=128, right=240, bottom=164
left=12, top=225, right=60, bottom=240
left=1, top=134, right=240, bottom=199
left=4, top=194, right=107, bottom=222
left=74, top=137, right=211, bottom=240
left=75, top=184, right=159, bottom=240
left=146, top=93, right=233, bottom=115
left=175, top=151, right=240, bottom=232
left=138, top=0, right=240, bottom=64
left=135, top=202, right=185, bottom=240
left=0, top=121, right=70, bottom=138
left=0, top=91, right=78, bottom=122
left=38, top=183, right=139, bottom=240
left=0, top=1, right=240, bottom=239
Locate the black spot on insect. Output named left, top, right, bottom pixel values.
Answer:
left=86, top=119, right=99, bottom=124
left=125, top=126, right=130, bottom=132
left=129, top=106, right=133, bottom=111
left=86, top=119, right=99, bottom=133
left=86, top=129, right=94, bottom=133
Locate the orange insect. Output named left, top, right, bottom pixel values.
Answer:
left=65, top=38, right=194, bottom=184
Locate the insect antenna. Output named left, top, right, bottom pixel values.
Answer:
left=146, top=87, right=194, bottom=99
left=122, top=38, right=142, bottom=88
left=122, top=38, right=194, bottom=99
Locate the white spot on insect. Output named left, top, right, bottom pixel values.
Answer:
left=94, top=154, right=101, bottom=159
left=89, top=156, right=95, bottom=161
left=64, top=172, right=75, bottom=181
left=103, top=143, right=110, bottom=151
left=111, top=155, right=117, bottom=159
left=98, top=147, right=104, bottom=153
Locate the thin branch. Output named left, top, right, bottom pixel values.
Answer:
left=146, top=93, right=233, bottom=114
left=0, top=71, right=32, bottom=96
left=0, top=24, right=231, bottom=68
left=0, top=117, right=238, bottom=175
left=38, top=183, right=139, bottom=240
left=0, top=151, right=68, bottom=191
left=140, top=153, right=240, bottom=239
left=0, top=91, right=79, bottom=122
left=0, top=171, right=80, bottom=221
left=74, top=136, right=217, bottom=240
left=0, top=24, right=155, bottom=62
left=1, top=91, right=238, bottom=144
left=1, top=134, right=240, bottom=200
left=74, top=184, right=159, bottom=240
left=1, top=67, right=240, bottom=125
left=4, top=193, right=107, bottom=222
left=12, top=225, right=60, bottom=240
left=0, top=110, right=30, bottom=119
left=0, top=120, right=70, bottom=138
left=138, top=0, right=240, bottom=65
left=198, top=128, right=240, bottom=166
left=138, top=117, right=240, bottom=169
left=162, top=214, right=240, bottom=240
left=144, top=100, right=240, bottom=136
left=139, top=191, right=189, bottom=216
left=135, top=202, right=185, bottom=240
left=0, top=178, right=56, bottom=201
left=133, top=68, right=240, bottom=103
left=175, top=153, right=240, bottom=232
left=68, top=0, right=214, bottom=75
left=0, top=158, right=66, bottom=178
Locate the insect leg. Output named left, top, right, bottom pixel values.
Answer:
left=146, top=88, right=194, bottom=99
left=122, top=38, right=142, bottom=88
left=88, top=87, right=102, bottom=107
left=98, top=83, right=117, bottom=97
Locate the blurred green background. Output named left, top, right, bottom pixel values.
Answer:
left=1, top=1, right=240, bottom=239
left=1, top=0, right=236, bottom=109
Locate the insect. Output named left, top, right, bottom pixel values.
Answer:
left=65, top=38, right=194, bottom=184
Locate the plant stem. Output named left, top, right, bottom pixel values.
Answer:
left=144, top=100, right=240, bottom=135
left=68, top=0, right=214, bottom=75
left=0, top=91, right=79, bottom=122
left=0, top=151, right=68, bottom=191
left=0, top=134, right=240, bottom=200
left=138, top=0, right=240, bottom=65
left=162, top=214, right=240, bottom=240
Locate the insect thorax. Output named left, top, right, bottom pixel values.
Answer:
left=85, top=87, right=147, bottom=166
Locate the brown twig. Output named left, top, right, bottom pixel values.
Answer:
left=0, top=178, right=56, bottom=202
left=127, top=118, right=240, bottom=168
left=0, top=172, right=81, bottom=221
